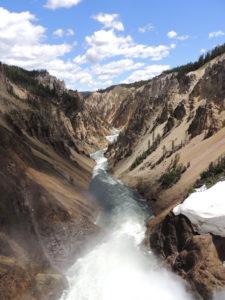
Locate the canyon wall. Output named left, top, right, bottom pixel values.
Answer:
left=85, top=53, right=225, bottom=214
left=0, top=64, right=110, bottom=299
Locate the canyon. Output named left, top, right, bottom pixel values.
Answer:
left=1, top=44, right=225, bottom=299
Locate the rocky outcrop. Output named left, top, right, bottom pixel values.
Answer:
left=190, top=62, right=225, bottom=103
left=188, top=105, right=209, bottom=138
left=163, top=116, right=175, bottom=135
left=148, top=213, right=225, bottom=299
left=173, top=102, right=186, bottom=120
left=36, top=70, right=66, bottom=95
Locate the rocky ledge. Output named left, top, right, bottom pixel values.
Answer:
left=147, top=212, right=225, bottom=299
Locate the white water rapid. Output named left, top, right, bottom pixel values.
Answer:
left=61, top=133, right=193, bottom=300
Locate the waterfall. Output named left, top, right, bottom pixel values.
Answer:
left=61, top=133, right=192, bottom=300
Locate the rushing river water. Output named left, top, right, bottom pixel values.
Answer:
left=61, top=143, right=193, bottom=300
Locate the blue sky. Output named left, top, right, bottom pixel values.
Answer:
left=0, top=0, right=225, bottom=91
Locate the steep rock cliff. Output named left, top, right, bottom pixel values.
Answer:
left=0, top=63, right=104, bottom=299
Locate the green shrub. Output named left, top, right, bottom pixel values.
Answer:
left=159, top=164, right=186, bottom=189
left=159, top=154, right=187, bottom=189
left=196, top=156, right=225, bottom=188
left=130, top=134, right=161, bottom=170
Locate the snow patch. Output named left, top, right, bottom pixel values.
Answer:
left=195, top=184, right=207, bottom=193
left=173, top=181, right=225, bottom=237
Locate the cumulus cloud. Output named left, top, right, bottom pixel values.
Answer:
left=209, top=30, right=225, bottom=38
left=0, top=7, right=101, bottom=90
left=0, top=7, right=71, bottom=68
left=53, top=28, right=75, bottom=37
left=0, top=8, right=45, bottom=45
left=67, top=29, right=75, bottom=36
left=170, top=43, right=176, bottom=49
left=124, top=64, right=170, bottom=83
left=92, top=59, right=144, bottom=81
left=0, top=7, right=175, bottom=90
left=93, top=13, right=124, bottom=31
left=0, top=7, right=91, bottom=87
left=74, top=29, right=174, bottom=64
left=167, top=30, right=177, bottom=39
left=139, top=23, right=155, bottom=33
left=44, top=0, right=81, bottom=10
left=167, top=30, right=189, bottom=41
left=53, top=28, right=64, bottom=37
left=176, top=34, right=189, bottom=41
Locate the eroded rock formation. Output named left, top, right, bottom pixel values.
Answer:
left=147, top=213, right=225, bottom=299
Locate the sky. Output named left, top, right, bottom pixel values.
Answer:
left=0, top=0, right=225, bottom=91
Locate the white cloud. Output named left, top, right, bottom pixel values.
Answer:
left=92, top=59, right=144, bottom=81
left=44, top=0, right=81, bottom=10
left=67, top=29, right=74, bottom=36
left=209, top=30, right=225, bottom=38
left=53, top=28, right=74, bottom=37
left=176, top=34, right=189, bottom=41
left=93, top=13, right=124, bottom=31
left=167, top=30, right=189, bottom=41
left=124, top=64, right=170, bottom=83
left=0, top=8, right=80, bottom=82
left=53, top=28, right=64, bottom=37
left=74, top=29, right=174, bottom=64
left=139, top=23, right=155, bottom=33
left=84, top=29, right=131, bottom=62
left=0, top=7, right=175, bottom=91
left=167, top=30, right=177, bottom=39
left=170, top=43, right=176, bottom=49
left=0, top=7, right=99, bottom=90
left=0, top=8, right=45, bottom=45
left=0, top=7, right=71, bottom=67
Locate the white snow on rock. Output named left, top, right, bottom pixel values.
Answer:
left=173, top=181, right=225, bottom=237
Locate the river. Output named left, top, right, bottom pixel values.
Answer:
left=61, top=141, right=193, bottom=300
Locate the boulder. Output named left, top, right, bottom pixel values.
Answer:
left=148, top=213, right=225, bottom=299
